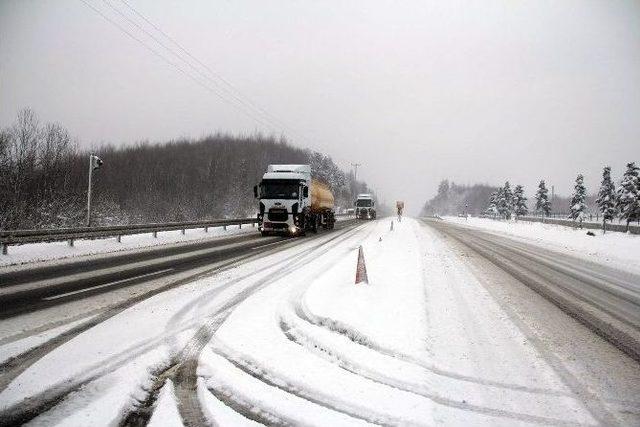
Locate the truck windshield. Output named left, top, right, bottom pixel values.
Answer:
left=356, top=199, right=372, bottom=207
left=260, top=180, right=300, bottom=199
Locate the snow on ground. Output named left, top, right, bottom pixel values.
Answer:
left=444, top=216, right=640, bottom=274
left=0, top=226, right=367, bottom=425
left=0, top=315, right=95, bottom=365
left=147, top=380, right=183, bottom=427
left=0, top=224, right=252, bottom=267
left=1, top=217, right=629, bottom=425
left=205, top=218, right=601, bottom=425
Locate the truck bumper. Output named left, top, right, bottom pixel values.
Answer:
left=260, top=220, right=300, bottom=235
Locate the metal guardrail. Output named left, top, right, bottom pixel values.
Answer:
left=0, top=218, right=259, bottom=255
left=480, top=215, right=640, bottom=235
left=0, top=212, right=357, bottom=255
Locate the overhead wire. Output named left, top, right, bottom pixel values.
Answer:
left=118, top=0, right=301, bottom=139
left=80, top=0, right=355, bottom=170
left=79, top=0, right=281, bottom=134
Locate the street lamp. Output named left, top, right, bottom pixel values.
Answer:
left=86, top=154, right=103, bottom=226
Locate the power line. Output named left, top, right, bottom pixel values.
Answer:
left=351, top=163, right=361, bottom=182
left=118, top=0, right=299, bottom=138
left=106, top=0, right=285, bottom=135
left=79, top=0, right=281, bottom=134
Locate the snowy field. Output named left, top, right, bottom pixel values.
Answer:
left=0, top=225, right=253, bottom=268
left=444, top=216, right=640, bottom=275
left=2, top=217, right=635, bottom=426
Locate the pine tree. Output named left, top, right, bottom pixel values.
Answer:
left=513, top=185, right=528, bottom=219
left=616, top=162, right=640, bottom=231
left=486, top=191, right=498, bottom=216
left=535, top=180, right=551, bottom=216
left=595, top=166, right=616, bottom=233
left=495, top=187, right=506, bottom=219
left=568, top=174, right=587, bottom=227
left=496, top=182, right=513, bottom=219
left=503, top=181, right=513, bottom=219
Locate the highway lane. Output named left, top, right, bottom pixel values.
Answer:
left=0, top=220, right=357, bottom=318
left=423, top=218, right=640, bottom=362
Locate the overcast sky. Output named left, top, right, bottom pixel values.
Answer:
left=1, top=0, right=639, bottom=213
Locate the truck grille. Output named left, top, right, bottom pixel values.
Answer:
left=267, top=209, right=288, bottom=222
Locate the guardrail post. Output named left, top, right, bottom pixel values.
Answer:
left=2, top=243, right=7, bottom=255
left=204, top=226, right=208, bottom=233
left=239, top=222, right=242, bottom=229
left=252, top=222, right=255, bottom=227
left=181, top=229, right=185, bottom=235
left=223, top=225, right=227, bottom=231
left=153, top=231, right=157, bottom=238
left=68, top=238, right=74, bottom=247
left=116, top=235, right=121, bottom=243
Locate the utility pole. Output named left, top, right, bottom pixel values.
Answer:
left=86, top=154, right=103, bottom=226
left=351, top=163, right=361, bottom=182
left=551, top=185, right=555, bottom=217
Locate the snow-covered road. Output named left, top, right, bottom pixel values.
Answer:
left=0, top=218, right=638, bottom=426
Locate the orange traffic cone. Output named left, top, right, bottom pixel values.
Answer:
left=355, top=245, right=368, bottom=284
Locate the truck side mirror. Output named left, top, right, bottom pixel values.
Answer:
left=253, top=185, right=258, bottom=198
left=303, top=187, right=309, bottom=197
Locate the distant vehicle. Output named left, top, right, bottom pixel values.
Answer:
left=355, top=194, right=376, bottom=220
left=346, top=208, right=355, bottom=216
left=254, top=164, right=335, bottom=236
left=396, top=201, right=404, bottom=221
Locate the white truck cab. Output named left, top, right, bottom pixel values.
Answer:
left=254, top=164, right=335, bottom=236
left=254, top=164, right=310, bottom=235
left=355, top=193, right=376, bottom=220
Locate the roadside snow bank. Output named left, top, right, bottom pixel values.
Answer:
left=444, top=216, right=640, bottom=274
left=0, top=225, right=252, bottom=267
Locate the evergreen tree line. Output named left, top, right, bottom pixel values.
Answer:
left=0, top=109, right=374, bottom=230
left=485, top=181, right=528, bottom=220
left=484, top=163, right=640, bottom=231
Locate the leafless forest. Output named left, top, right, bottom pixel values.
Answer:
left=0, top=109, right=373, bottom=229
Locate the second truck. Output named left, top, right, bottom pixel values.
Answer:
left=355, top=193, right=376, bottom=220
left=254, top=164, right=335, bottom=236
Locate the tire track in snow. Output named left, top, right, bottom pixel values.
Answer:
left=0, top=247, right=275, bottom=396
left=294, top=295, right=569, bottom=397
left=0, top=223, right=361, bottom=426
left=204, top=384, right=290, bottom=426
left=172, top=224, right=368, bottom=426
left=280, top=314, right=591, bottom=427
left=122, top=223, right=368, bottom=426
left=210, top=339, right=399, bottom=426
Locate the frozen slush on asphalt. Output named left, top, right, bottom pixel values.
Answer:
left=1, top=218, right=638, bottom=426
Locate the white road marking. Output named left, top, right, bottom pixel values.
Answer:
left=251, top=240, right=289, bottom=250
left=42, top=268, right=175, bottom=301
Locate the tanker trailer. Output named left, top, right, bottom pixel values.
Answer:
left=253, top=164, right=335, bottom=236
